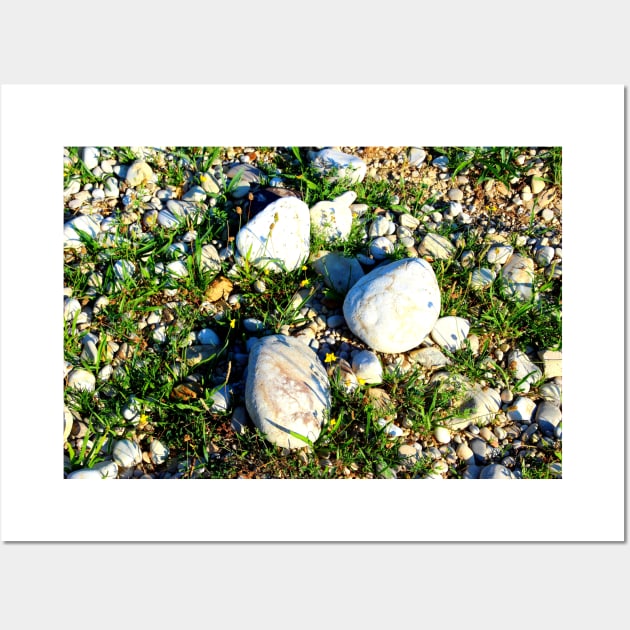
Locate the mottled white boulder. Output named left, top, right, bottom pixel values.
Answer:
left=235, top=197, right=310, bottom=272
left=506, top=396, right=537, bottom=423
left=310, top=149, right=367, bottom=184
left=430, top=316, right=470, bottom=352
left=444, top=384, right=501, bottom=430
left=342, top=258, right=441, bottom=354
left=112, top=439, right=142, bottom=468
left=418, top=233, right=456, bottom=260
left=310, top=191, right=356, bottom=242
left=149, top=440, right=169, bottom=465
left=67, top=368, right=96, bottom=392
left=310, top=251, right=365, bottom=294
left=351, top=350, right=383, bottom=384
left=245, top=335, right=330, bottom=449
left=507, top=349, right=542, bottom=392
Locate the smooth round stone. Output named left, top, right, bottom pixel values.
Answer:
left=506, top=396, right=537, bottom=422
left=432, top=156, right=449, bottom=170
left=539, top=382, right=562, bottom=406
left=103, top=176, right=120, bottom=198
left=447, top=188, right=464, bottom=201
left=67, top=460, right=118, bottom=479
left=462, top=465, right=482, bottom=479
left=243, top=317, right=265, bottom=332
left=125, top=160, right=154, bottom=187
left=343, top=258, right=441, bottom=354
left=113, top=260, right=136, bottom=281
left=200, top=244, right=222, bottom=272
left=418, top=233, right=456, bottom=260
left=369, top=236, right=395, bottom=259
left=398, top=444, right=421, bottom=466
left=535, top=401, right=562, bottom=436
left=434, top=426, right=451, bottom=444
left=112, top=439, right=142, bottom=468
left=199, top=172, right=222, bottom=194
left=197, top=328, right=220, bottom=346
left=91, top=188, right=105, bottom=202
left=430, top=316, right=470, bottom=352
left=471, top=268, right=496, bottom=289
left=67, top=368, right=96, bottom=392
left=447, top=385, right=501, bottom=429
left=399, top=213, right=420, bottom=230
left=469, top=438, right=490, bottom=464
left=541, top=209, right=554, bottom=222
left=64, top=297, right=81, bottom=321
left=531, top=176, right=545, bottom=194
left=327, top=315, right=345, bottom=329
left=152, top=323, right=167, bottom=343
left=210, top=385, right=232, bottom=413
left=310, top=148, right=367, bottom=184
left=226, top=162, right=264, bottom=184
left=507, top=349, right=542, bottom=391
left=351, top=350, right=383, bottom=384
left=534, top=246, right=555, bottom=267
left=369, top=216, right=392, bottom=237
left=182, top=185, right=206, bottom=202
left=310, top=191, right=356, bottom=242
left=166, top=260, right=188, bottom=278
left=500, top=254, right=535, bottom=301
left=235, top=197, right=311, bottom=273
left=245, top=335, right=331, bottom=449
left=81, top=147, right=100, bottom=170
left=64, top=215, right=102, bottom=248
left=456, top=443, right=475, bottom=465
left=486, top=244, right=513, bottom=265
left=231, top=406, right=249, bottom=435
left=480, top=464, right=515, bottom=479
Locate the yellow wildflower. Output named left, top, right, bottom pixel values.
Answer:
left=300, top=279, right=310, bottom=288
left=324, top=352, right=337, bottom=364
left=230, top=319, right=236, bottom=329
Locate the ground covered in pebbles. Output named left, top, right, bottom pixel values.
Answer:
left=63, top=146, right=562, bottom=479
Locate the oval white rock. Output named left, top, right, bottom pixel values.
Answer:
left=235, top=197, right=311, bottom=273
left=112, top=439, right=142, bottom=468
left=430, top=316, right=470, bottom=352
left=67, top=460, right=119, bottom=479
left=309, top=191, right=356, bottom=243
left=343, top=258, right=441, bottom=354
left=245, top=334, right=331, bottom=449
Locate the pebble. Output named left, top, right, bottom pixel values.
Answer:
left=535, top=401, right=562, bottom=436
left=399, top=213, right=420, bottom=230
left=408, top=346, right=451, bottom=368
left=197, top=328, right=220, bottom=346
left=500, top=254, right=535, bottom=301
left=64, top=215, right=102, bottom=248
left=505, top=396, right=537, bottom=422
left=408, top=147, right=427, bottom=166
left=150, top=440, right=169, bottom=465
left=539, top=381, right=562, bottom=406
left=125, top=160, right=154, bottom=187
left=112, top=439, right=142, bottom=468
left=67, top=368, right=96, bottom=392
left=67, top=460, right=118, bottom=479
left=351, top=350, right=383, bottom=384
left=210, top=385, right=232, bottom=413
left=81, top=147, right=100, bottom=170
left=310, top=251, right=365, bottom=294
left=418, top=233, right=456, bottom=260
left=538, top=349, right=562, bottom=379
left=369, top=236, right=395, bottom=259
left=486, top=244, right=513, bottom=265
left=531, top=176, right=545, bottom=194
left=507, top=349, right=543, bottom=391
left=433, top=426, right=451, bottom=444
left=343, top=258, right=441, bottom=354
left=469, top=438, right=490, bottom=464
left=310, top=191, right=356, bottom=242
left=430, top=316, right=470, bottom=352
left=534, top=246, right=555, bottom=267
left=471, top=268, right=496, bottom=289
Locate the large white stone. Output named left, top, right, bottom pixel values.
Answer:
left=235, top=197, right=311, bottom=273
left=245, top=335, right=330, bottom=449
left=342, top=258, right=441, bottom=354
left=500, top=254, right=535, bottom=301
left=67, top=460, right=118, bottom=479
left=64, top=215, right=102, bottom=249
left=310, top=149, right=367, bottom=184
left=309, top=191, right=356, bottom=242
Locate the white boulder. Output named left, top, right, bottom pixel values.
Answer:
left=245, top=335, right=330, bottom=449
left=309, top=191, right=356, bottom=242
left=342, top=258, right=441, bottom=354
left=235, top=197, right=311, bottom=273
left=310, top=148, right=367, bottom=184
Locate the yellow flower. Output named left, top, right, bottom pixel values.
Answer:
left=200, top=174, right=207, bottom=182
left=324, top=352, right=337, bottom=364
left=230, top=319, right=236, bottom=329
left=329, top=417, right=338, bottom=428
left=357, top=377, right=366, bottom=386
left=138, top=413, right=149, bottom=426
left=301, top=265, right=308, bottom=271
left=300, top=279, right=310, bottom=288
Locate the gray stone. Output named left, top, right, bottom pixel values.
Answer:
left=506, top=396, right=537, bottom=423
left=351, top=350, right=383, bottom=384
left=245, top=335, right=330, bottom=449
left=507, top=349, right=542, bottom=392
left=487, top=244, right=513, bottom=265
left=343, top=258, right=441, bottom=354
left=150, top=440, right=169, bottom=465
left=430, top=316, right=470, bottom=352
left=67, top=368, right=96, bottom=392
left=408, top=346, right=452, bottom=368
left=310, top=251, right=365, bottom=294
left=81, top=147, right=100, bottom=170
left=408, top=148, right=427, bottom=166
left=535, top=401, right=562, bottom=436
left=67, top=460, right=118, bottom=479
left=418, top=233, right=456, bottom=260
left=471, top=268, right=496, bottom=289
left=369, top=236, right=395, bottom=260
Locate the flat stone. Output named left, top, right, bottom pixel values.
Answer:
left=506, top=396, right=537, bottom=423
left=445, top=384, right=501, bottom=430
left=310, top=148, right=367, bottom=184
left=67, top=368, right=96, bottom=392
left=430, top=316, right=470, bottom=352
left=64, top=215, right=102, bottom=248
left=418, top=233, right=456, bottom=260
left=81, top=147, right=100, bottom=170
left=226, top=163, right=264, bottom=185
left=199, top=172, right=222, bottom=194
left=434, top=426, right=451, bottom=444
left=408, top=346, right=452, bottom=368
left=150, top=440, right=169, bottom=465
left=408, top=147, right=427, bottom=166
left=235, top=197, right=310, bottom=273
left=487, top=244, right=513, bottom=265
left=343, top=258, right=441, bottom=354
left=471, top=268, right=496, bottom=289
left=245, top=335, right=330, bottom=449
left=538, top=349, right=562, bottom=379
left=531, top=175, right=545, bottom=194
left=67, top=460, right=118, bottom=479
left=309, top=191, right=356, bottom=242
left=369, top=237, right=395, bottom=260
left=112, top=439, right=142, bottom=468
